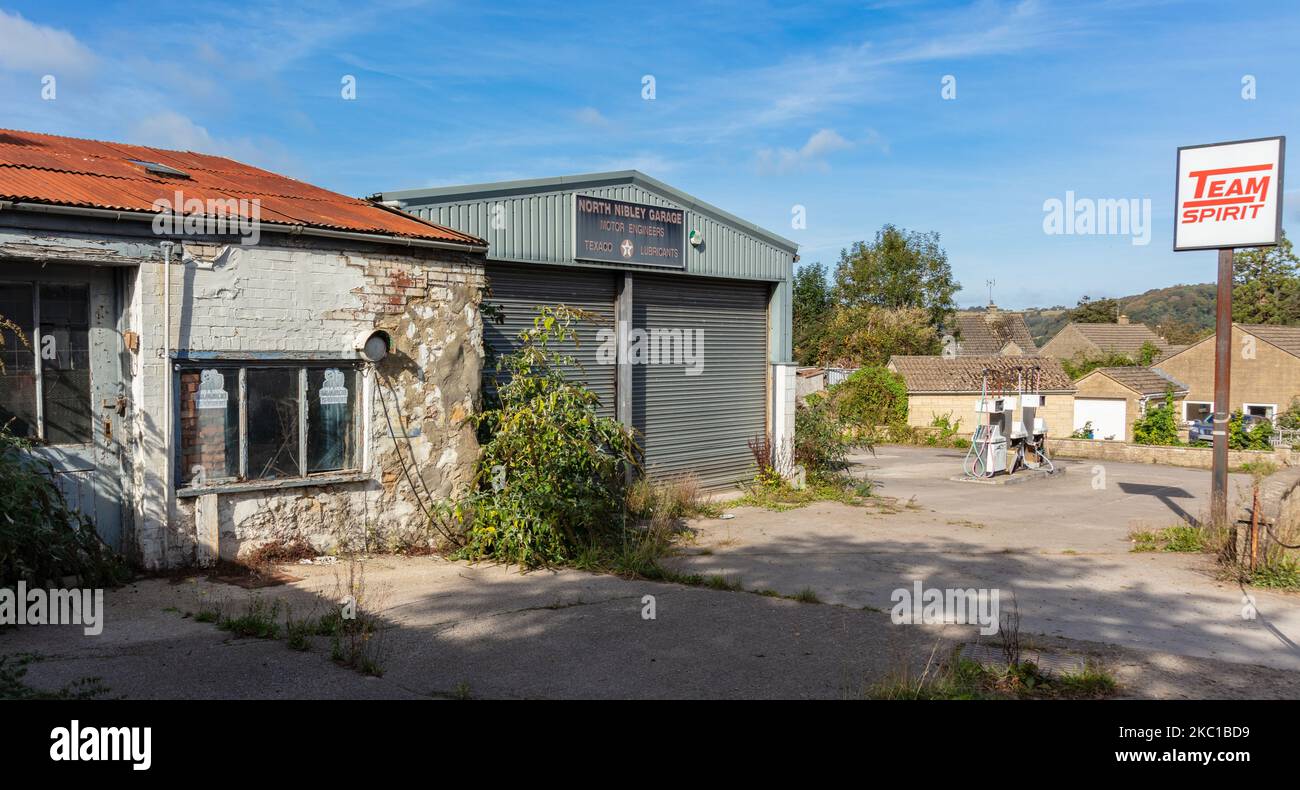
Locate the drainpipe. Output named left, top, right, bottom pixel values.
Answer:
left=160, top=241, right=174, bottom=529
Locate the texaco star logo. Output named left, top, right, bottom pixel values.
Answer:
left=620, top=239, right=634, bottom=258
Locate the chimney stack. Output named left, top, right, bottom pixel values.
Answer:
left=1118, top=314, right=1130, bottom=325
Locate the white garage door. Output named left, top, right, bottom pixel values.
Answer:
left=1073, top=398, right=1127, bottom=441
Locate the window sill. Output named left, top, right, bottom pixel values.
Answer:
left=176, top=472, right=370, bottom=498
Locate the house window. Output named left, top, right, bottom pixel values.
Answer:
left=1243, top=403, right=1276, bottom=423
left=1183, top=401, right=1212, bottom=423
left=177, top=363, right=361, bottom=488
left=0, top=282, right=92, bottom=444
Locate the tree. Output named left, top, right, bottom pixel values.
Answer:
left=1233, top=232, right=1300, bottom=325
left=1069, top=295, right=1120, bottom=323
left=815, top=305, right=940, bottom=367
left=792, top=261, right=832, bottom=365
left=832, top=225, right=959, bottom=330
left=1158, top=319, right=1212, bottom=346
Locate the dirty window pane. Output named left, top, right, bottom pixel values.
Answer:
left=246, top=369, right=300, bottom=479
left=179, top=368, right=240, bottom=484
left=38, top=284, right=92, bottom=445
left=0, top=283, right=36, bottom=438
left=307, top=367, right=356, bottom=472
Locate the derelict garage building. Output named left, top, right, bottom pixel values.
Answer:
left=376, top=172, right=797, bottom=488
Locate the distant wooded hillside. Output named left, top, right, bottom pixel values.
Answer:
left=960, top=283, right=1217, bottom=346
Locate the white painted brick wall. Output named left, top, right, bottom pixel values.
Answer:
left=126, top=239, right=485, bottom=568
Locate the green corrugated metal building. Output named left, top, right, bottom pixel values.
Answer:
left=376, top=171, right=797, bottom=488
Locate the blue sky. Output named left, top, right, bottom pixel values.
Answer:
left=1, top=0, right=1296, bottom=308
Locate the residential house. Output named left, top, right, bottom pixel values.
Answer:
left=1039, top=316, right=1167, bottom=363
left=1071, top=367, right=1189, bottom=442
left=1153, top=323, right=1300, bottom=425
left=0, top=128, right=489, bottom=569
left=887, top=355, right=1075, bottom=435
left=945, top=306, right=1038, bottom=356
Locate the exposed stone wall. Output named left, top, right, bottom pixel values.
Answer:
left=127, top=237, right=486, bottom=568
left=1049, top=437, right=1293, bottom=469
left=907, top=392, right=1074, bottom=438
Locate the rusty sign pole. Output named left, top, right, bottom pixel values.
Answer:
left=1211, top=247, right=1233, bottom=530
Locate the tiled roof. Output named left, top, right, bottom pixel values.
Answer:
left=1067, top=322, right=1166, bottom=355
left=954, top=310, right=1038, bottom=354
left=0, top=128, right=485, bottom=247
left=1153, top=344, right=1190, bottom=364
left=1090, top=367, right=1188, bottom=395
left=888, top=355, right=1075, bottom=393
left=1242, top=324, right=1300, bottom=358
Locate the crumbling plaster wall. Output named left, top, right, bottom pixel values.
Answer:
left=129, top=237, right=485, bottom=568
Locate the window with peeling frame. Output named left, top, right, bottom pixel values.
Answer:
left=0, top=282, right=92, bottom=445
left=176, top=362, right=362, bottom=488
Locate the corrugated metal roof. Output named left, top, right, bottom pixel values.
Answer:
left=0, top=128, right=485, bottom=246
left=887, top=355, right=1075, bottom=393
left=376, top=170, right=799, bottom=253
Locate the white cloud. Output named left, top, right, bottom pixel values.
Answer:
left=574, top=107, right=612, bottom=127
left=127, top=111, right=215, bottom=152
left=0, top=10, right=96, bottom=74
left=757, top=128, right=852, bottom=175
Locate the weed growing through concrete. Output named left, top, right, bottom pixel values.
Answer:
left=324, top=556, right=391, bottom=677
left=0, top=652, right=110, bottom=700
left=1129, top=525, right=1205, bottom=553
left=866, top=644, right=1117, bottom=700
left=791, top=587, right=821, bottom=604
left=218, top=595, right=282, bottom=639
left=734, top=472, right=874, bottom=512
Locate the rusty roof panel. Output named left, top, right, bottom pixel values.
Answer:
left=0, top=128, right=485, bottom=246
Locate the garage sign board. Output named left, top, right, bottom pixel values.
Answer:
left=1174, top=136, right=1284, bottom=251
left=574, top=196, right=685, bottom=268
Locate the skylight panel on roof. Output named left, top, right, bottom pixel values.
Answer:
left=128, top=159, right=190, bottom=178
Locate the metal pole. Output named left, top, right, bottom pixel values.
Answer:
left=1211, top=247, right=1233, bottom=531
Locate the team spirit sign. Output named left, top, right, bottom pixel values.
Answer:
left=574, top=196, right=685, bottom=267
left=1174, top=136, right=1285, bottom=251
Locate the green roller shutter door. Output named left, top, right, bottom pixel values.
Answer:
left=484, top=263, right=618, bottom=417
left=632, top=274, right=769, bottom=489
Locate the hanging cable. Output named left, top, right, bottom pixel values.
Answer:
left=371, top=365, right=459, bottom=543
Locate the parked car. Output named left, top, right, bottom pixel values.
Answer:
left=1188, top=417, right=1213, bottom=444
left=1188, top=414, right=1271, bottom=444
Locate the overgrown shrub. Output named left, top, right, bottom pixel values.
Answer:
left=1229, top=411, right=1273, bottom=451
left=828, top=365, right=908, bottom=433
left=1132, top=391, right=1181, bottom=446
left=0, top=426, right=128, bottom=588
left=794, top=397, right=855, bottom=474
left=923, top=412, right=962, bottom=446
left=1277, top=397, right=1300, bottom=430
left=457, top=306, right=637, bottom=567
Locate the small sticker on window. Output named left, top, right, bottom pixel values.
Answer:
left=319, top=368, right=349, bottom=405
left=196, top=369, right=228, bottom=410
